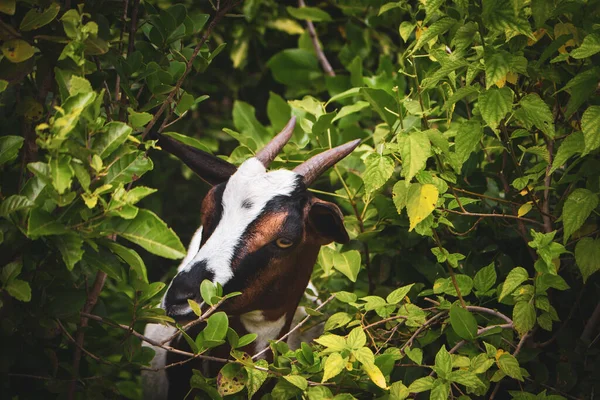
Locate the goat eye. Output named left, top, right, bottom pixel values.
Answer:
left=275, top=238, right=294, bottom=249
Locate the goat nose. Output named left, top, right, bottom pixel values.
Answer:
left=164, top=261, right=213, bottom=318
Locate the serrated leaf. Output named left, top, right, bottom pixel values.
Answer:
left=571, top=33, right=600, bottom=59
left=550, top=131, right=584, bottom=173
left=386, top=283, right=414, bottom=304
left=406, top=183, right=439, bottom=232
left=360, top=88, right=397, bottom=128
left=455, top=121, right=483, bottom=164
left=286, top=6, right=331, bottom=22
left=100, top=209, right=185, bottom=259
left=575, top=237, right=600, bottom=283
left=449, top=303, right=477, bottom=340
left=347, top=327, right=366, bottom=350
left=407, top=376, right=434, bottom=393
left=0, top=136, right=24, bottom=165
left=332, top=101, right=369, bottom=122
left=404, top=347, right=423, bottom=365
left=430, top=381, right=450, bottom=400
left=474, top=263, right=497, bottom=292
left=315, top=334, right=346, bottom=352
left=499, top=267, right=529, bottom=300
left=245, top=360, right=268, bottom=399
left=363, top=153, right=394, bottom=195
left=515, top=94, right=555, bottom=138
left=397, top=131, right=431, bottom=182
left=392, top=180, right=409, bottom=214
left=324, top=312, right=353, bottom=331
left=1, top=39, right=35, bottom=63
left=561, top=67, right=599, bottom=117
left=497, top=353, right=523, bottom=381
left=581, top=105, right=600, bottom=156
left=513, top=300, right=536, bottom=335
left=414, top=17, right=457, bottom=52
left=478, top=87, right=513, bottom=130
left=449, top=370, right=484, bottom=389
left=562, top=188, right=599, bottom=243
left=322, top=353, right=346, bottom=382
left=484, top=50, right=510, bottom=89
left=128, top=108, right=153, bottom=129
left=435, top=345, right=452, bottom=377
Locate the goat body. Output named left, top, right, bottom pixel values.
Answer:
left=142, top=118, right=359, bottom=398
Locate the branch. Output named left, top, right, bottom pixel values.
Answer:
left=466, top=306, right=513, bottom=324
left=401, top=312, right=446, bottom=351
left=252, top=294, right=335, bottom=360
left=67, top=271, right=107, bottom=400
left=299, top=0, right=334, bottom=77
left=141, top=1, right=241, bottom=140
left=542, top=139, right=554, bottom=233
left=439, top=207, right=546, bottom=227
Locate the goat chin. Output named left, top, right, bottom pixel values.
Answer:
left=141, top=304, right=324, bottom=400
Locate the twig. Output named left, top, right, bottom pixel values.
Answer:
left=298, top=0, right=335, bottom=77
left=432, top=229, right=467, bottom=308
left=363, top=314, right=408, bottom=330
left=67, top=271, right=108, bottom=400
left=161, top=296, right=229, bottom=345
left=127, top=0, right=141, bottom=56
left=141, top=0, right=241, bottom=140
left=466, top=306, right=513, bottom=324
left=252, top=294, right=335, bottom=360
left=542, top=140, right=554, bottom=233
left=439, top=207, right=546, bottom=227
left=57, top=319, right=110, bottom=365
left=581, top=303, right=600, bottom=344
left=401, top=312, right=446, bottom=351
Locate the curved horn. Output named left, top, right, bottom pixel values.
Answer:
left=255, top=117, right=296, bottom=167
left=157, top=133, right=237, bottom=186
left=294, top=139, right=361, bottom=186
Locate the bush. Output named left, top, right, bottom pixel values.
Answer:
left=0, top=0, right=599, bottom=399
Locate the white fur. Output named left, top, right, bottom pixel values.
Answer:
left=141, top=323, right=178, bottom=400
left=180, top=158, right=298, bottom=286
left=240, top=310, right=287, bottom=358
left=178, top=226, right=204, bottom=272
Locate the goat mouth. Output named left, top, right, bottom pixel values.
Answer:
left=166, top=304, right=196, bottom=323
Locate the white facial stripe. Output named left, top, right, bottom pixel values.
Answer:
left=178, top=226, right=204, bottom=272
left=181, top=158, right=299, bottom=286
left=240, top=310, right=286, bottom=358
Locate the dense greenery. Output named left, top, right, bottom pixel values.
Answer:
left=1, top=0, right=599, bottom=399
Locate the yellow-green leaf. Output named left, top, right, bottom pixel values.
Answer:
left=322, top=353, right=346, bottom=382
left=20, top=3, right=60, bottom=31
left=362, top=361, right=387, bottom=389
left=406, top=183, right=439, bottom=231
left=1, top=39, right=36, bottom=63
left=517, top=203, right=532, bottom=217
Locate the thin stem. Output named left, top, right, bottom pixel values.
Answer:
left=299, top=0, right=334, bottom=77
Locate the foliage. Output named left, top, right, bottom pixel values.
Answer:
left=1, top=0, right=599, bottom=399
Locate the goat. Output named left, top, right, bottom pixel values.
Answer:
left=142, top=117, right=360, bottom=399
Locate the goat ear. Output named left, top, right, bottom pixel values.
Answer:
left=307, top=198, right=349, bottom=244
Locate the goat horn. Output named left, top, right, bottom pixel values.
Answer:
left=294, top=139, right=361, bottom=186
left=157, top=133, right=237, bottom=186
left=255, top=117, right=296, bottom=167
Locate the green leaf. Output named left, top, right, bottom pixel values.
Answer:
left=448, top=370, right=484, bottom=389
left=245, top=360, right=268, bottom=399
left=161, top=131, right=212, bottom=153
left=322, top=353, right=346, bottom=382
left=386, top=283, right=414, bottom=304
left=571, top=33, right=600, bottom=59
left=68, top=76, right=92, bottom=96
left=5, top=279, right=31, bottom=302
left=332, top=101, right=369, bottom=122
left=105, top=152, right=153, bottom=185
left=575, top=237, right=600, bottom=283
left=1, top=39, right=35, bottom=63
left=484, top=49, right=510, bottom=89
left=406, top=183, right=439, bottom=232
left=430, top=381, right=450, bottom=400
left=514, top=94, right=555, bottom=138
left=0, top=136, right=24, bottom=165
left=0, top=0, right=15, bottom=15
left=360, top=88, right=397, bottom=128
left=286, top=6, right=331, bottom=22
left=454, top=121, right=483, bottom=164
left=414, top=17, right=457, bottom=52
left=204, top=312, right=229, bottom=341
left=232, top=101, right=270, bottom=149
left=499, top=267, right=529, bottom=301
left=404, top=347, right=423, bottom=365
left=27, top=208, right=67, bottom=237
left=0, top=195, right=34, bottom=218
left=105, top=241, right=148, bottom=282
left=1, top=261, right=21, bottom=284
left=284, top=375, right=308, bottom=391
left=50, top=155, right=73, bottom=194
left=444, top=85, right=480, bottom=112
left=332, top=250, right=361, bottom=282
left=399, top=21, right=416, bottom=42
left=52, top=233, right=84, bottom=271
left=474, top=263, right=497, bottom=292
left=100, top=209, right=185, bottom=259
left=434, top=345, right=452, bottom=377
left=20, top=3, right=60, bottom=31
left=362, top=360, right=387, bottom=389
left=392, top=180, right=409, bottom=214
left=267, top=49, right=320, bottom=87
left=200, top=279, right=217, bottom=305
left=92, top=122, right=133, bottom=159
left=397, top=131, right=431, bottom=182
left=315, top=334, right=346, bottom=352
left=531, top=0, right=553, bottom=27
left=561, top=67, right=599, bottom=117
left=407, top=376, right=434, bottom=393
left=513, top=300, right=536, bottom=336
left=363, top=153, right=394, bottom=195
left=324, top=312, right=353, bottom=331
left=128, top=108, right=153, bottom=129
left=478, top=87, right=513, bottom=131
left=550, top=131, right=584, bottom=173
left=581, top=105, right=600, bottom=156
left=449, top=303, right=477, bottom=340
left=562, top=188, right=599, bottom=243
left=237, top=333, right=257, bottom=348
left=347, top=327, right=366, bottom=349
left=326, top=87, right=362, bottom=106
left=497, top=353, right=523, bottom=381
